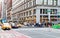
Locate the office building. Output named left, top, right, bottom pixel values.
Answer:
left=12, top=0, right=60, bottom=24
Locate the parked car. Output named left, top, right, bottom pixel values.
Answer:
left=1, top=23, right=11, bottom=30
left=17, top=24, right=23, bottom=28
left=11, top=23, right=18, bottom=28
left=34, top=23, right=41, bottom=27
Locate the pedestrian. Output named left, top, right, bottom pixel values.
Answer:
left=24, top=22, right=27, bottom=26
left=48, top=22, right=52, bottom=32
left=42, top=20, right=45, bottom=27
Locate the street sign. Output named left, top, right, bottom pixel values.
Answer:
left=46, top=10, right=52, bottom=12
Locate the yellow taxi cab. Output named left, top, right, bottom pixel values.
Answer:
left=17, top=24, right=22, bottom=27
left=1, top=23, right=11, bottom=30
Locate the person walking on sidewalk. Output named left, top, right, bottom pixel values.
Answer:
left=41, top=20, right=45, bottom=27
left=48, top=22, right=52, bottom=32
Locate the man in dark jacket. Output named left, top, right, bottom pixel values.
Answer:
left=41, top=20, right=45, bottom=27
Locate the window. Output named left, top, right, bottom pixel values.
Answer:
left=48, top=0, right=53, bottom=5
left=25, top=4, right=26, bottom=9
left=24, top=4, right=25, bottom=9
left=29, top=1, right=32, bottom=7
left=24, top=12, right=25, bottom=16
left=22, top=13, right=24, bottom=16
left=44, top=0, right=48, bottom=5
left=45, top=9, right=48, bottom=14
left=53, top=0, right=57, bottom=6
left=58, top=16, right=60, bottom=18
left=43, top=9, right=47, bottom=14
left=29, top=10, right=32, bottom=15
left=40, top=9, right=42, bottom=14
left=26, top=12, right=28, bottom=16
left=33, top=0, right=36, bottom=6
left=51, top=9, right=57, bottom=14
left=58, top=0, right=60, bottom=6
left=24, top=0, right=27, bottom=2
left=17, top=14, right=20, bottom=18
left=51, top=19, right=57, bottom=21
left=33, top=9, right=36, bottom=14
left=39, top=0, right=43, bottom=5
left=26, top=3, right=28, bottom=8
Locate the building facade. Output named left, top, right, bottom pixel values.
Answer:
left=2, top=0, right=7, bottom=20
left=12, top=0, right=60, bottom=24
left=0, top=3, right=2, bottom=19
left=2, top=0, right=12, bottom=22
left=6, top=0, right=12, bottom=22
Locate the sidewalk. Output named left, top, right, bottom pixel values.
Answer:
left=37, top=28, right=60, bottom=33
left=19, top=27, right=60, bottom=33
left=51, top=28, right=60, bottom=33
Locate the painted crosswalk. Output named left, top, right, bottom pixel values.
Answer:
left=0, top=30, right=31, bottom=38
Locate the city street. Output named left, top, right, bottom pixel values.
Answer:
left=13, top=28, right=60, bottom=38
left=0, top=27, right=60, bottom=38
left=0, top=28, right=31, bottom=38
left=0, top=0, right=60, bottom=38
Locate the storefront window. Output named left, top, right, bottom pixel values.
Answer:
left=40, top=9, right=42, bottom=14
left=43, top=9, right=47, bottom=14
left=51, top=9, right=57, bottom=14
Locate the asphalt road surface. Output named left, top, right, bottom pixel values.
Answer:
left=13, top=28, right=60, bottom=38
left=0, top=29, right=31, bottom=38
